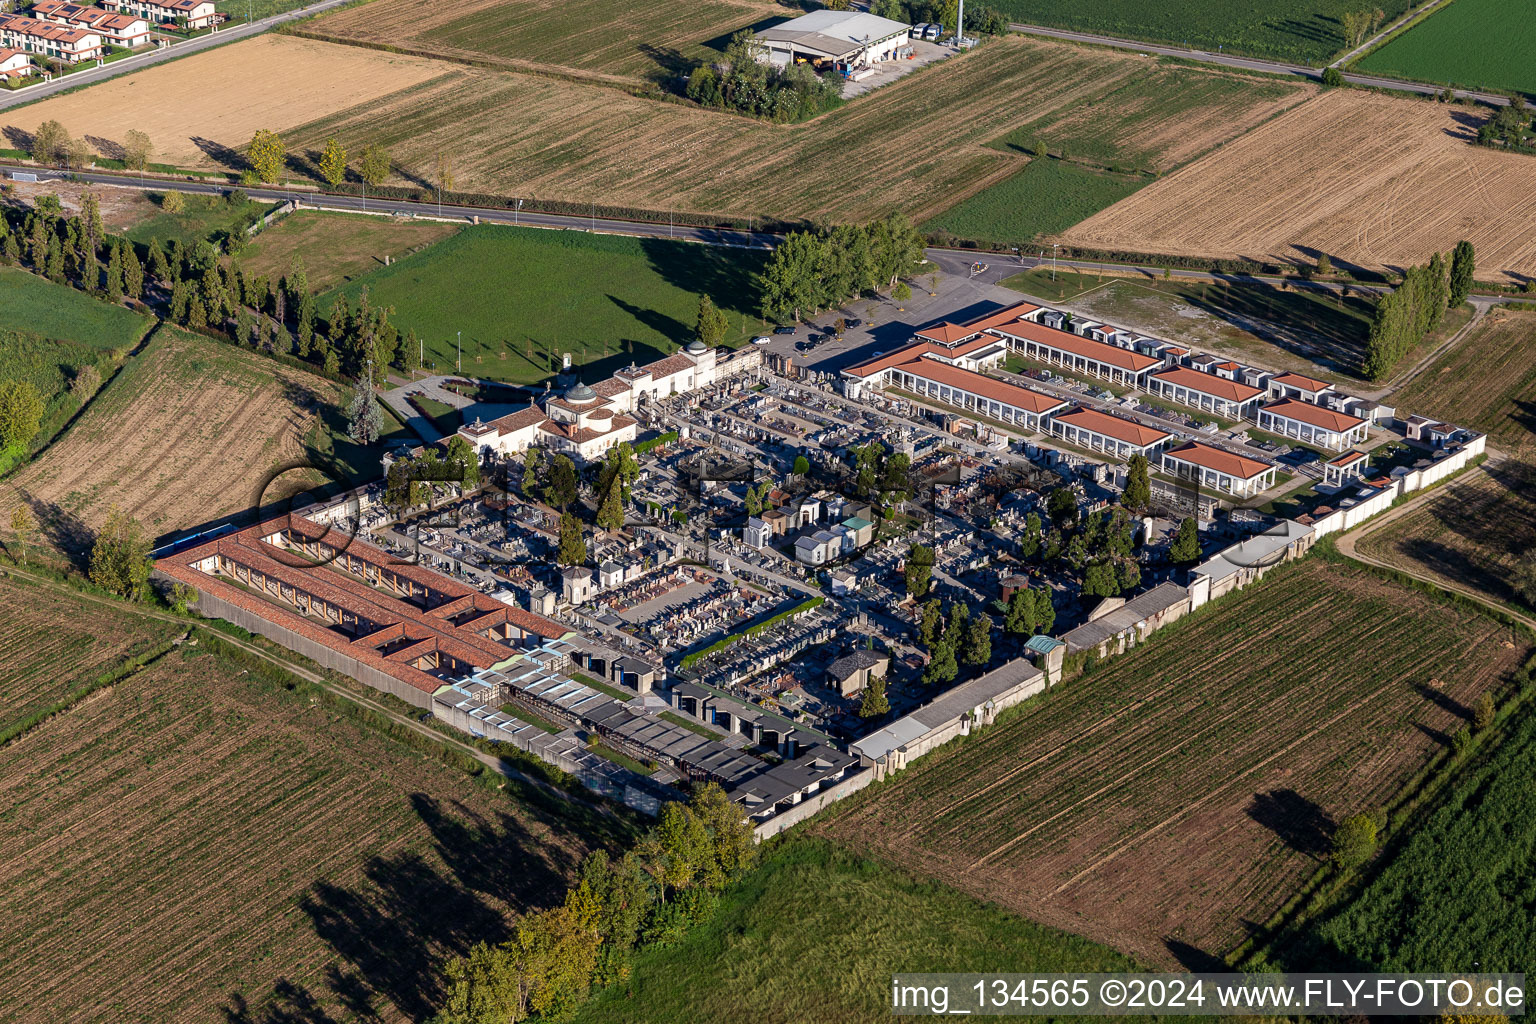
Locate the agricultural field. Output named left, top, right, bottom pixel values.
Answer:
left=988, top=65, right=1311, bottom=174
left=1356, top=461, right=1536, bottom=617
left=572, top=838, right=1143, bottom=1024
left=1285, top=685, right=1536, bottom=972
left=1389, top=308, right=1536, bottom=459
left=1355, top=0, right=1536, bottom=97
left=923, top=159, right=1148, bottom=248
left=5, top=34, right=1312, bottom=225
left=1063, top=90, right=1536, bottom=283
left=321, top=225, right=767, bottom=384
left=988, top=0, right=1412, bottom=63
left=0, top=574, right=178, bottom=741
left=0, top=35, right=452, bottom=170
left=312, top=0, right=787, bottom=83
left=0, top=614, right=609, bottom=1023
left=818, top=558, right=1529, bottom=966
left=239, top=210, right=462, bottom=293
left=0, top=326, right=373, bottom=551
left=1018, top=275, right=1378, bottom=382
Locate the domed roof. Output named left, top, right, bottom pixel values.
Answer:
left=566, top=381, right=597, bottom=403
left=685, top=339, right=707, bottom=355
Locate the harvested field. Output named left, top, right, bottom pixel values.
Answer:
left=1357, top=460, right=1536, bottom=618
left=1063, top=90, right=1536, bottom=283
left=0, top=35, right=450, bottom=169
left=3, top=326, right=333, bottom=548
left=240, top=209, right=462, bottom=292
left=818, top=558, right=1529, bottom=966
left=0, top=624, right=604, bottom=1023
left=10, top=34, right=1311, bottom=224
left=314, top=0, right=786, bottom=82
left=0, top=575, right=177, bottom=739
left=1390, top=308, right=1536, bottom=459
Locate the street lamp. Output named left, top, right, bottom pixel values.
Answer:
left=514, top=198, right=523, bottom=225
left=456, top=330, right=462, bottom=373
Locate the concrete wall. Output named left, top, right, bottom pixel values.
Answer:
left=753, top=768, right=874, bottom=840
left=192, top=589, right=435, bottom=710
left=1308, top=437, right=1484, bottom=539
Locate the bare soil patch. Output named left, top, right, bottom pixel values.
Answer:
left=1062, top=90, right=1536, bottom=283
left=818, top=558, right=1528, bottom=966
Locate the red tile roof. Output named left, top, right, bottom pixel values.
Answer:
left=1162, top=442, right=1272, bottom=480
left=990, top=320, right=1160, bottom=373
left=1263, top=398, right=1365, bottom=432
left=1269, top=371, right=1332, bottom=394
left=1328, top=449, right=1368, bottom=466
left=894, top=357, right=1068, bottom=416
left=1151, top=366, right=1262, bottom=403
left=1053, top=407, right=1171, bottom=448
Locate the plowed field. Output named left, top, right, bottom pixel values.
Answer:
left=819, top=558, right=1528, bottom=965
left=1063, top=90, right=1536, bottom=282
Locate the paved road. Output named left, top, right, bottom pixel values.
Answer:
left=0, top=0, right=358, bottom=112
left=1004, top=20, right=1514, bottom=106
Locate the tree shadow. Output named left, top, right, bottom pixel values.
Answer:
left=701, top=15, right=788, bottom=55
left=636, top=42, right=692, bottom=87
left=1163, top=937, right=1227, bottom=972
left=606, top=293, right=691, bottom=350
left=18, top=492, right=95, bottom=569
left=222, top=980, right=342, bottom=1024
left=1168, top=274, right=1375, bottom=378
left=2, top=125, right=34, bottom=153
left=1246, top=788, right=1334, bottom=858
left=191, top=135, right=248, bottom=172
left=636, top=235, right=767, bottom=322
left=1413, top=681, right=1471, bottom=722
left=85, top=134, right=125, bottom=161
left=1274, top=16, right=1342, bottom=48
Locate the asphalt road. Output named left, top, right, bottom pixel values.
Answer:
left=1004, top=20, right=1514, bottom=106
left=0, top=0, right=358, bottom=113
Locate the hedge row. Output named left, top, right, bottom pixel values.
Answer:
left=679, top=596, right=825, bottom=669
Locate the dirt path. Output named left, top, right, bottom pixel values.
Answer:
left=1333, top=454, right=1536, bottom=635
left=1377, top=300, right=1490, bottom=399
left=0, top=565, right=613, bottom=813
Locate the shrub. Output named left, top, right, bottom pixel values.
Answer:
left=159, top=190, right=185, bottom=214
left=1331, top=812, right=1378, bottom=868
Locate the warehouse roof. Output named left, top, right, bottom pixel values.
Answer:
left=755, top=11, right=911, bottom=59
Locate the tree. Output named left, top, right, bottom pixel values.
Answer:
left=123, top=129, right=153, bottom=172
left=1030, top=587, right=1055, bottom=634
left=160, top=190, right=186, bottom=215
left=1321, top=66, right=1345, bottom=88
left=853, top=441, right=882, bottom=499
left=318, top=137, right=348, bottom=188
left=1005, top=586, right=1033, bottom=635
left=544, top=454, right=578, bottom=510
left=918, top=597, right=943, bottom=649
left=923, top=639, right=958, bottom=686
left=1448, top=240, right=1475, bottom=308
left=247, top=129, right=286, bottom=184
left=0, top=379, right=44, bottom=451
left=9, top=504, right=34, bottom=565
left=792, top=454, right=810, bottom=477
left=904, top=543, right=934, bottom=598
left=122, top=242, right=144, bottom=300
left=1170, top=517, right=1201, bottom=567
left=445, top=434, right=480, bottom=488
left=556, top=512, right=586, bottom=566
left=521, top=446, right=545, bottom=501
left=694, top=294, right=728, bottom=347
left=1331, top=812, right=1378, bottom=868
left=88, top=506, right=153, bottom=600
left=359, top=143, right=391, bottom=189
left=1122, top=454, right=1150, bottom=513
left=859, top=676, right=889, bottom=718
left=596, top=477, right=625, bottom=532
left=1315, top=253, right=1332, bottom=276
left=435, top=148, right=455, bottom=195
left=70, top=363, right=101, bottom=396
left=963, top=613, right=993, bottom=667
left=1082, top=561, right=1120, bottom=599
left=1472, top=692, right=1495, bottom=732
left=168, top=582, right=198, bottom=614
left=29, top=119, right=70, bottom=164
left=1021, top=512, right=1043, bottom=558
left=760, top=230, right=826, bottom=323
left=104, top=240, right=124, bottom=302
left=1047, top=486, right=1078, bottom=530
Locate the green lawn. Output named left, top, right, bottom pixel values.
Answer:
left=999, top=266, right=1110, bottom=302
left=923, top=159, right=1147, bottom=248
left=658, top=710, right=723, bottom=739
left=1355, top=0, right=1536, bottom=97
left=124, top=192, right=274, bottom=249
left=572, top=672, right=634, bottom=702
left=571, top=838, right=1145, bottom=1024
left=321, top=226, right=767, bottom=385
left=238, top=210, right=462, bottom=293
left=0, top=266, right=153, bottom=352
left=500, top=703, right=564, bottom=735
left=987, top=0, right=1413, bottom=63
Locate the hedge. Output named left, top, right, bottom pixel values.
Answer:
left=679, top=596, right=825, bottom=669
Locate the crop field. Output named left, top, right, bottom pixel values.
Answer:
left=1063, top=90, right=1536, bottom=283
left=1290, top=686, right=1536, bottom=973
left=240, top=210, right=462, bottom=293
left=1037, top=276, right=1378, bottom=382
left=572, top=838, right=1143, bottom=1024
left=313, top=0, right=787, bottom=82
left=988, top=65, right=1311, bottom=173
left=1390, top=309, right=1536, bottom=459
left=322, top=225, right=767, bottom=384
left=0, top=35, right=451, bottom=169
left=923, top=159, right=1148, bottom=247
left=0, top=575, right=177, bottom=740
left=0, top=621, right=604, bottom=1023
left=1357, top=461, right=1536, bottom=617
left=818, top=558, right=1529, bottom=965
left=11, top=34, right=1311, bottom=225
left=1, top=326, right=337, bottom=549
left=1355, top=0, right=1536, bottom=97
left=987, top=0, right=1412, bottom=63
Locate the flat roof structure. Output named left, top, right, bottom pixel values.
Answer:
left=1193, top=519, right=1314, bottom=584
left=1062, top=582, right=1189, bottom=654
left=891, top=356, right=1069, bottom=417
left=852, top=658, right=1044, bottom=763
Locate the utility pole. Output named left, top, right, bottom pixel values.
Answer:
left=457, top=330, right=462, bottom=372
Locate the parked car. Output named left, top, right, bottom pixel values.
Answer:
left=773, top=325, right=797, bottom=335
left=751, top=335, right=771, bottom=345
left=844, top=318, right=863, bottom=328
